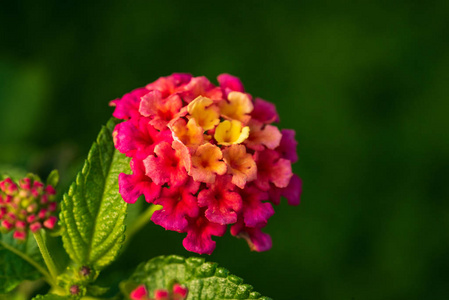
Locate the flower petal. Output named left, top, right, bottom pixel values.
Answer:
left=222, top=145, right=257, bottom=188
left=143, top=141, right=189, bottom=187
left=198, top=176, right=242, bottom=225
left=118, top=159, right=161, bottom=204
left=152, top=179, right=200, bottom=231
left=182, top=211, right=226, bottom=255
left=189, top=144, right=226, bottom=183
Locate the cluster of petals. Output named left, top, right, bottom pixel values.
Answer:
left=111, top=73, right=302, bottom=254
left=130, top=284, right=188, bottom=300
left=0, top=176, right=58, bottom=240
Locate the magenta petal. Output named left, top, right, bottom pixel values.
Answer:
left=151, top=180, right=200, bottom=231
left=255, top=149, right=293, bottom=190
left=251, top=98, right=280, bottom=124
left=114, top=118, right=171, bottom=159
left=198, top=176, right=242, bottom=225
left=110, top=87, right=149, bottom=120
left=182, top=212, right=226, bottom=255
left=217, top=73, right=245, bottom=96
left=276, top=129, right=298, bottom=163
left=140, top=91, right=183, bottom=130
left=283, top=174, right=302, bottom=206
left=119, top=159, right=161, bottom=204
left=230, top=218, right=272, bottom=252
left=240, top=185, right=274, bottom=227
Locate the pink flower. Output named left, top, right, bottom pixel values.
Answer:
left=198, top=175, right=242, bottom=225
left=144, top=141, right=189, bottom=187
left=112, top=73, right=302, bottom=254
left=0, top=175, right=58, bottom=240
left=151, top=179, right=200, bottom=231
left=118, top=159, right=161, bottom=204
left=231, top=217, right=272, bottom=252
left=113, top=117, right=171, bottom=160
left=182, top=210, right=226, bottom=255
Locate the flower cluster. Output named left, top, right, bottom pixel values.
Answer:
left=111, top=74, right=302, bottom=254
left=130, top=284, right=188, bottom=300
left=0, top=176, right=58, bottom=240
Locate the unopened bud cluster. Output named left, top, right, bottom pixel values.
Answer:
left=0, top=176, right=58, bottom=240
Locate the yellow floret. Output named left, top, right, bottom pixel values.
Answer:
left=214, top=120, right=250, bottom=145
left=187, top=96, right=220, bottom=130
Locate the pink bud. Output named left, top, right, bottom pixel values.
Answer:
left=48, top=202, right=57, bottom=212
left=13, top=230, right=26, bottom=240
left=27, top=203, right=38, bottom=213
left=19, top=178, right=32, bottom=190
left=38, top=208, right=48, bottom=219
left=27, top=214, right=37, bottom=223
left=5, top=195, right=13, bottom=203
left=40, top=194, right=49, bottom=204
left=154, top=289, right=169, bottom=300
left=7, top=212, right=16, bottom=221
left=15, top=220, right=26, bottom=229
left=43, top=216, right=57, bottom=229
left=45, top=185, right=56, bottom=195
left=1, top=219, right=14, bottom=230
left=130, top=285, right=149, bottom=300
left=172, top=284, right=188, bottom=299
left=30, top=222, right=42, bottom=232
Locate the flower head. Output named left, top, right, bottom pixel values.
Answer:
left=111, top=73, right=302, bottom=254
left=0, top=175, right=58, bottom=240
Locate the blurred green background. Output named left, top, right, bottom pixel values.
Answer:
left=1, top=1, right=448, bottom=299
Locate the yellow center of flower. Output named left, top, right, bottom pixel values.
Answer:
left=214, top=120, right=250, bottom=145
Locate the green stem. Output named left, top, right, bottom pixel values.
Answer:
left=33, top=230, right=59, bottom=283
left=124, top=204, right=161, bottom=248
left=0, top=240, right=53, bottom=285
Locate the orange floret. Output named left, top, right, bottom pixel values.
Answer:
left=222, top=145, right=257, bottom=189
left=190, top=144, right=227, bottom=183
left=169, top=118, right=204, bottom=147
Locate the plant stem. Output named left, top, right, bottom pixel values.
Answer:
left=124, top=204, right=161, bottom=248
left=33, top=230, right=59, bottom=283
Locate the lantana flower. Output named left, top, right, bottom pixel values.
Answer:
left=110, top=73, right=302, bottom=254
left=0, top=175, right=58, bottom=240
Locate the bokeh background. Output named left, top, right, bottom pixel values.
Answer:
left=1, top=1, right=449, bottom=299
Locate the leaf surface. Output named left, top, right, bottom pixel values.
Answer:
left=121, top=255, right=272, bottom=300
left=60, top=118, right=130, bottom=270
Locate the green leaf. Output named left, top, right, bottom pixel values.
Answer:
left=32, top=294, right=70, bottom=300
left=0, top=232, right=46, bottom=293
left=60, top=118, right=130, bottom=270
left=46, top=170, right=59, bottom=188
left=120, top=255, right=272, bottom=300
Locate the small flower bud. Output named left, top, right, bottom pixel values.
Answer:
left=79, top=266, right=91, bottom=277
left=69, top=285, right=80, bottom=295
